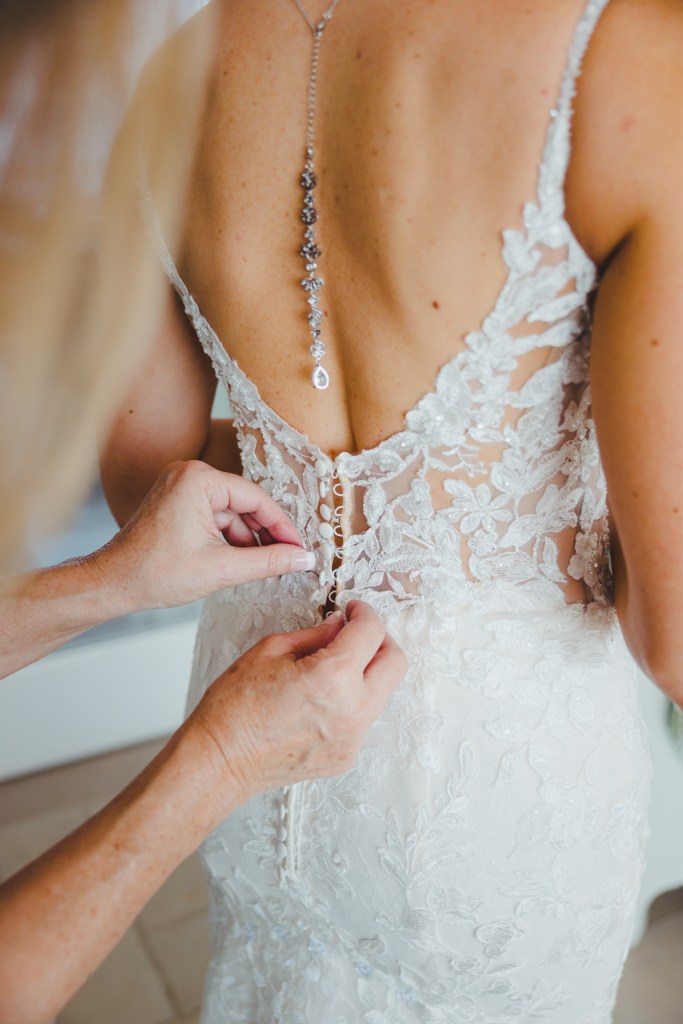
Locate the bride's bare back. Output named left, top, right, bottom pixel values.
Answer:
left=103, top=0, right=683, bottom=695
left=179, top=0, right=622, bottom=456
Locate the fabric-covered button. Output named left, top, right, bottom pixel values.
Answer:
left=315, top=458, right=329, bottom=477
left=319, top=522, right=334, bottom=539
left=320, top=503, right=332, bottom=521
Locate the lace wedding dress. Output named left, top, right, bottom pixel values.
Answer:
left=154, top=1, right=651, bottom=1020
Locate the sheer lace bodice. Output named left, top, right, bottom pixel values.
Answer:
left=147, top=3, right=652, bottom=1022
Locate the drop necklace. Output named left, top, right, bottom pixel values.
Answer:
left=292, top=0, right=343, bottom=390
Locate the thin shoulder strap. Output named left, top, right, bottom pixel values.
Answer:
left=137, top=169, right=232, bottom=376
left=537, top=0, right=611, bottom=201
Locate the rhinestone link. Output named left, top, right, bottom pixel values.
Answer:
left=292, top=0, right=343, bottom=391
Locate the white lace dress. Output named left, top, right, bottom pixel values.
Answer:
left=156, top=2, right=652, bottom=1020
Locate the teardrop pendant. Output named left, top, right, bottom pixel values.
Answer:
left=312, top=365, right=330, bottom=390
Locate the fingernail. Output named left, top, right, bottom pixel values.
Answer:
left=290, top=550, right=316, bottom=572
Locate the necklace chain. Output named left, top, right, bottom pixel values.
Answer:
left=292, top=0, right=342, bottom=33
left=291, top=0, right=343, bottom=391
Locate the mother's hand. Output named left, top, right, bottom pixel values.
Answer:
left=92, top=460, right=316, bottom=612
left=187, top=600, right=408, bottom=814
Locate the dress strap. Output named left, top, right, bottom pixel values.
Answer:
left=137, top=170, right=233, bottom=378
left=537, top=0, right=611, bottom=201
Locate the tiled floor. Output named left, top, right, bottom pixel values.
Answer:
left=0, top=741, right=206, bottom=1024
left=1, top=740, right=682, bottom=1023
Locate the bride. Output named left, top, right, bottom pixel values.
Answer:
left=101, top=0, right=683, bottom=1020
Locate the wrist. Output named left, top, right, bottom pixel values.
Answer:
left=144, top=719, right=245, bottom=851
left=75, top=539, right=147, bottom=619
left=178, top=697, right=258, bottom=825
left=0, top=557, right=135, bottom=676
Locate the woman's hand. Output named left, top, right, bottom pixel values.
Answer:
left=0, top=600, right=406, bottom=1024
left=187, top=600, right=407, bottom=816
left=88, top=459, right=316, bottom=613
left=1, top=460, right=315, bottom=678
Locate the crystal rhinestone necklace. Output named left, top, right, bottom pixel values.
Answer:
left=292, top=0, right=343, bottom=390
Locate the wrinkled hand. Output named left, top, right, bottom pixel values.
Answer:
left=188, top=601, right=408, bottom=808
left=93, top=460, right=315, bottom=612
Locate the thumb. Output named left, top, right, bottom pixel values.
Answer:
left=218, top=542, right=316, bottom=586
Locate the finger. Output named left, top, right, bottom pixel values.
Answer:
left=322, top=601, right=387, bottom=671
left=239, top=514, right=289, bottom=548
left=218, top=542, right=316, bottom=585
left=240, top=512, right=278, bottom=540
left=216, top=512, right=277, bottom=548
left=219, top=514, right=258, bottom=547
left=288, top=610, right=348, bottom=659
left=256, top=525, right=278, bottom=547
left=207, top=472, right=303, bottom=547
left=275, top=612, right=346, bottom=659
left=363, top=635, right=408, bottom=700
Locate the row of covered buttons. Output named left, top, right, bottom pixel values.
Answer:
left=314, top=456, right=343, bottom=590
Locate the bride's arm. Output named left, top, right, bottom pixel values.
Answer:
left=100, top=285, right=242, bottom=526
left=591, top=219, right=683, bottom=705
left=587, top=48, right=683, bottom=705
left=99, top=25, right=241, bottom=528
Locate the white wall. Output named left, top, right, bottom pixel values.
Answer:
left=634, top=678, right=683, bottom=940
left=0, top=615, right=198, bottom=781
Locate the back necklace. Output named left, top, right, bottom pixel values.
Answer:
left=292, top=0, right=343, bottom=391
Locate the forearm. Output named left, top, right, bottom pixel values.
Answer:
left=0, top=725, right=235, bottom=1024
left=1, top=458, right=308, bottom=680
left=610, top=528, right=683, bottom=706
left=0, top=555, right=136, bottom=679
left=0, top=601, right=404, bottom=1024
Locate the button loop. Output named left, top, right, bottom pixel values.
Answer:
left=277, top=454, right=348, bottom=886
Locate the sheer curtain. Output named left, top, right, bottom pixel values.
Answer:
left=0, top=0, right=216, bottom=569
left=0, top=0, right=216, bottom=779
left=29, top=0, right=214, bottom=570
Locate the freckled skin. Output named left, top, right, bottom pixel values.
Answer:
left=175, top=0, right=632, bottom=458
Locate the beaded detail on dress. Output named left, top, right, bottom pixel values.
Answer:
left=147, top=2, right=652, bottom=1021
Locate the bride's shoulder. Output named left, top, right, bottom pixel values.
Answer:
left=587, top=0, right=683, bottom=130
left=588, top=0, right=683, bottom=181
left=590, top=0, right=683, bottom=81
left=565, top=0, right=683, bottom=267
